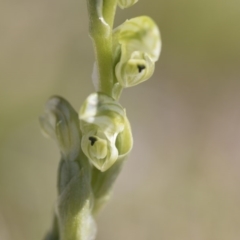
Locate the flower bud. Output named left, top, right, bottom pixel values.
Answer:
left=79, top=93, right=132, bottom=172
left=113, top=16, right=161, bottom=88
left=118, top=0, right=138, bottom=9
left=39, top=96, right=81, bottom=161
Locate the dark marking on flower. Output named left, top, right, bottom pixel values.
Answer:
left=137, top=64, right=146, bottom=73
left=89, top=136, right=97, bottom=146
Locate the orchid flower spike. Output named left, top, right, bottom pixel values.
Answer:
left=113, top=16, right=161, bottom=88
left=79, top=93, right=133, bottom=172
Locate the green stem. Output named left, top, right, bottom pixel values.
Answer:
left=86, top=0, right=118, bottom=96
left=91, top=156, right=126, bottom=215
left=102, top=0, right=118, bottom=29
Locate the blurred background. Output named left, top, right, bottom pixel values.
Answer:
left=1, top=0, right=240, bottom=239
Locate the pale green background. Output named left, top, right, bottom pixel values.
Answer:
left=1, top=0, right=240, bottom=239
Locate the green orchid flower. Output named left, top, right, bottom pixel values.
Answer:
left=113, top=16, right=161, bottom=88
left=79, top=92, right=133, bottom=172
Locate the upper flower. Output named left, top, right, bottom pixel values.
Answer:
left=113, top=16, right=161, bottom=88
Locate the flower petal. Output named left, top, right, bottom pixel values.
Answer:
left=118, top=0, right=138, bottom=9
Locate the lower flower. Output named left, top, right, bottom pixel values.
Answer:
left=79, top=92, right=132, bottom=172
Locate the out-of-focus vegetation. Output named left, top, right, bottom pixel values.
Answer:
left=1, top=0, right=240, bottom=239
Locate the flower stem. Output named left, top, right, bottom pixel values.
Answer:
left=86, top=0, right=118, bottom=97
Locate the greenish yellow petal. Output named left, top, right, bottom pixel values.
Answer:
left=80, top=92, right=125, bottom=136
left=116, top=115, right=133, bottom=157
left=118, top=0, right=138, bottom=9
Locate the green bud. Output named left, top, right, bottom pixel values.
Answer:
left=113, top=16, right=161, bottom=88
left=39, top=96, right=81, bottom=161
left=79, top=93, right=132, bottom=172
left=118, top=0, right=138, bottom=9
